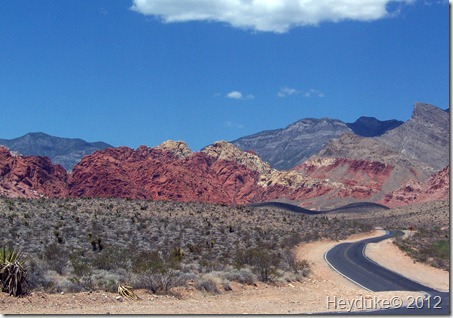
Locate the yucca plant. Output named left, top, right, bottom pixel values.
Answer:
left=0, top=247, right=27, bottom=296
left=118, top=284, right=139, bottom=300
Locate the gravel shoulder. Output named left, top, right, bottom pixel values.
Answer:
left=0, top=230, right=428, bottom=314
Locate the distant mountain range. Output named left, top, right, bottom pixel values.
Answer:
left=0, top=132, right=112, bottom=171
left=231, top=116, right=404, bottom=170
left=0, top=102, right=448, bottom=210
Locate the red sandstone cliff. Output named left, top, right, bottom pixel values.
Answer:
left=68, top=143, right=264, bottom=205
left=379, top=166, right=450, bottom=207
left=0, top=146, right=68, bottom=198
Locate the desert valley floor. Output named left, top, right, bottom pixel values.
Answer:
left=0, top=198, right=449, bottom=314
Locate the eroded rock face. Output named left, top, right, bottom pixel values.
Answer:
left=68, top=143, right=264, bottom=205
left=154, top=140, right=193, bottom=159
left=0, top=105, right=449, bottom=209
left=0, top=147, right=68, bottom=198
left=278, top=132, right=436, bottom=209
left=377, top=103, right=449, bottom=170
left=380, top=166, right=450, bottom=207
left=231, top=118, right=351, bottom=170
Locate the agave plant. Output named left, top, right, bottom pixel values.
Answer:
left=0, top=247, right=27, bottom=296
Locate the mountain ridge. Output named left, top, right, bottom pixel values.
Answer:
left=232, top=115, right=406, bottom=170
left=0, top=132, right=113, bottom=171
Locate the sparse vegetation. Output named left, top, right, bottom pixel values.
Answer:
left=0, top=197, right=374, bottom=295
left=328, top=200, right=450, bottom=272
left=394, top=226, right=449, bottom=271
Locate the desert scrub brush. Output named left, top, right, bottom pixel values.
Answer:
left=0, top=247, right=27, bottom=296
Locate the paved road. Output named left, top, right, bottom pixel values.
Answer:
left=324, top=231, right=450, bottom=314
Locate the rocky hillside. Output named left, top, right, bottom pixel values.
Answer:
left=68, top=142, right=264, bottom=205
left=0, top=132, right=112, bottom=171
left=377, top=103, right=449, bottom=170
left=231, top=118, right=351, bottom=170
left=231, top=103, right=446, bottom=171
left=0, top=102, right=448, bottom=209
left=0, top=146, right=68, bottom=198
left=231, top=116, right=405, bottom=171
left=288, top=133, right=435, bottom=209
left=0, top=136, right=448, bottom=210
left=379, top=165, right=450, bottom=207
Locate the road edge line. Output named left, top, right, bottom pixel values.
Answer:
left=323, top=245, right=373, bottom=292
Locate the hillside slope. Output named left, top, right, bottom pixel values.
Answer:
left=377, top=103, right=449, bottom=170
left=0, top=132, right=112, bottom=171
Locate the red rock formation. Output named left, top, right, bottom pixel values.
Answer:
left=0, top=138, right=447, bottom=210
left=0, top=147, right=68, bottom=198
left=379, top=166, right=450, bottom=207
left=68, top=143, right=264, bottom=205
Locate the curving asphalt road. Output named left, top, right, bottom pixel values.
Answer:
left=324, top=231, right=450, bottom=314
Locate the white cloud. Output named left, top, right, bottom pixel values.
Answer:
left=278, top=87, right=299, bottom=97
left=227, top=91, right=243, bottom=99
left=130, top=0, right=414, bottom=33
left=303, top=88, right=325, bottom=98
left=226, top=91, right=254, bottom=100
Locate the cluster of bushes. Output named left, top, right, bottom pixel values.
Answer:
left=0, top=197, right=372, bottom=295
left=393, top=226, right=449, bottom=271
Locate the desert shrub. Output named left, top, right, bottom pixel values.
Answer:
left=222, top=268, right=256, bottom=285
left=194, top=275, right=220, bottom=294
left=41, top=243, right=69, bottom=275
left=91, top=269, right=121, bottom=292
left=430, top=240, right=449, bottom=260
left=275, top=270, right=306, bottom=283
left=394, top=228, right=450, bottom=271
left=26, top=259, right=47, bottom=291
left=69, top=253, right=92, bottom=277
left=132, top=250, right=184, bottom=294
left=56, top=278, right=83, bottom=293
left=92, top=246, right=132, bottom=271
left=131, top=250, right=166, bottom=274
left=137, top=269, right=181, bottom=294
left=0, top=247, right=28, bottom=296
left=234, top=244, right=280, bottom=282
left=282, top=252, right=310, bottom=276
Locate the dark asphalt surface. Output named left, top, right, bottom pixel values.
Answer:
left=324, top=231, right=450, bottom=315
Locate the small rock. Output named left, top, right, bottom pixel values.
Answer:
left=60, top=292, right=64, bottom=295
left=115, top=296, right=123, bottom=302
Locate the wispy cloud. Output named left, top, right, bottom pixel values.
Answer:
left=226, top=91, right=254, bottom=100
left=277, top=87, right=324, bottom=98
left=303, top=89, right=325, bottom=98
left=277, top=87, right=300, bottom=98
left=130, top=0, right=414, bottom=33
left=223, top=121, right=244, bottom=129
left=423, top=0, right=448, bottom=5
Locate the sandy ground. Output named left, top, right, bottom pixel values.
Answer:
left=365, top=235, right=449, bottom=292
left=0, top=230, right=434, bottom=314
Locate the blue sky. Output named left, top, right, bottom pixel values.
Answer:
left=0, top=0, right=449, bottom=151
